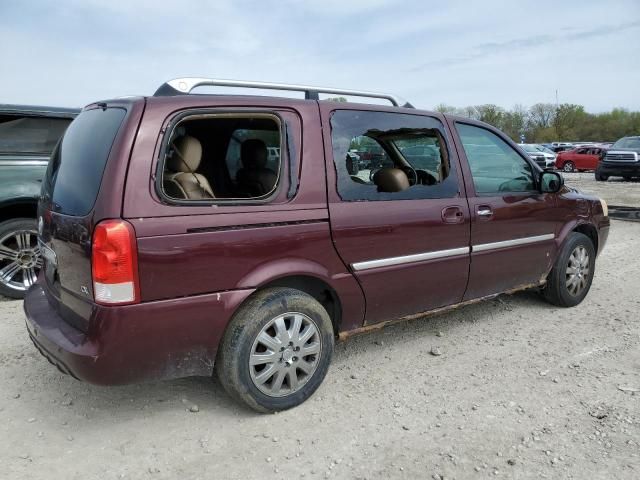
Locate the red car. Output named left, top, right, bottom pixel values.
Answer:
left=555, top=146, right=606, bottom=172
left=24, top=78, right=610, bottom=412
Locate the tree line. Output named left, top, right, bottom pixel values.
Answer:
left=433, top=103, right=640, bottom=143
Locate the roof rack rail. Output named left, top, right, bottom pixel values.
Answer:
left=153, top=77, right=413, bottom=108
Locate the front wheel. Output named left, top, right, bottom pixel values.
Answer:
left=542, top=232, right=595, bottom=307
left=216, top=288, right=334, bottom=412
left=563, top=161, right=575, bottom=173
left=595, top=171, right=608, bottom=181
left=0, top=218, right=42, bottom=299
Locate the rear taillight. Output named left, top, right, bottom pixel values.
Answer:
left=91, top=220, right=139, bottom=305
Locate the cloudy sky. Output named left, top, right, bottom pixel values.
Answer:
left=1, top=0, right=639, bottom=111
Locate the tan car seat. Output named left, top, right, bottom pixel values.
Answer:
left=164, top=136, right=214, bottom=199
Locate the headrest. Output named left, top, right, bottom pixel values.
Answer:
left=241, top=139, right=268, bottom=170
left=373, top=167, right=410, bottom=192
left=167, top=136, right=202, bottom=172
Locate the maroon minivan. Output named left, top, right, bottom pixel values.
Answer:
left=24, top=78, right=610, bottom=412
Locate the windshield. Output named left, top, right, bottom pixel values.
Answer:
left=612, top=137, right=640, bottom=150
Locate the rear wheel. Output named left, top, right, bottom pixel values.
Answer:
left=0, top=218, right=41, bottom=299
left=563, top=161, right=575, bottom=173
left=542, top=232, right=595, bottom=307
left=216, top=287, right=334, bottom=412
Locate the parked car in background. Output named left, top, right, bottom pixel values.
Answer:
left=0, top=104, right=77, bottom=298
left=518, top=144, right=547, bottom=168
left=595, top=136, right=640, bottom=181
left=551, top=142, right=574, bottom=153
left=519, top=144, right=556, bottom=168
left=555, top=146, right=606, bottom=172
left=24, top=78, right=609, bottom=412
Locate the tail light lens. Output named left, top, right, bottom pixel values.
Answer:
left=92, top=219, right=139, bottom=305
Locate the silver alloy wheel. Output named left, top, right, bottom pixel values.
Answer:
left=565, top=245, right=590, bottom=296
left=249, top=312, right=322, bottom=397
left=563, top=162, right=574, bottom=172
left=0, top=229, right=42, bottom=292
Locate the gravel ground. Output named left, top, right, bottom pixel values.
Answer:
left=1, top=177, right=639, bottom=480
left=562, top=172, right=640, bottom=207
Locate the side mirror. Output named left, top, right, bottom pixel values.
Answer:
left=540, top=171, right=564, bottom=193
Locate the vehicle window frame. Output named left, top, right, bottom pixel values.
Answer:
left=155, top=109, right=287, bottom=207
left=329, top=109, right=460, bottom=202
left=454, top=121, right=540, bottom=197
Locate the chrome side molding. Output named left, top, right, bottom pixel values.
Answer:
left=351, top=234, right=555, bottom=271
left=352, top=246, right=470, bottom=271
left=472, top=233, right=555, bottom=253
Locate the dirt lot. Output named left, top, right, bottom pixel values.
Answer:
left=1, top=176, right=639, bottom=480
left=562, top=172, right=640, bottom=207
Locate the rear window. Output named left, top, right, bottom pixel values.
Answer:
left=43, top=107, right=126, bottom=216
left=0, top=115, right=72, bottom=155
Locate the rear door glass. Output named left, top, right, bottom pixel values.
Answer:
left=43, top=107, right=126, bottom=216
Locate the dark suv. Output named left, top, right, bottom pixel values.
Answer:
left=595, top=136, right=640, bottom=181
left=0, top=104, right=77, bottom=298
left=24, top=78, right=610, bottom=412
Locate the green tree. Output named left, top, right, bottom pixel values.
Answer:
left=553, top=104, right=587, bottom=140
left=529, top=103, right=556, bottom=129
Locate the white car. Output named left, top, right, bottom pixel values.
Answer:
left=519, top=144, right=556, bottom=168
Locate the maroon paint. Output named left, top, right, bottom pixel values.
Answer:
left=25, top=283, right=254, bottom=384
left=23, top=95, right=610, bottom=387
left=319, top=104, right=471, bottom=324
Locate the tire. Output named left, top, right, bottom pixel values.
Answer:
left=542, top=232, right=596, bottom=308
left=623, top=176, right=632, bottom=181
left=595, top=171, right=608, bottom=182
left=0, top=218, right=41, bottom=299
left=563, top=161, right=575, bottom=173
left=216, top=287, right=334, bottom=413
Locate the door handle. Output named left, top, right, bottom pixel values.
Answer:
left=442, top=206, right=465, bottom=224
left=477, top=205, right=493, bottom=218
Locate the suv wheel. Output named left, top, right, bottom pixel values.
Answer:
left=595, top=171, right=608, bottom=182
left=542, top=232, right=595, bottom=307
left=563, top=161, right=575, bottom=173
left=0, top=218, right=42, bottom=299
left=216, top=288, right=334, bottom=412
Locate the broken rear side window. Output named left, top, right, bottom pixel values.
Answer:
left=161, top=115, right=281, bottom=202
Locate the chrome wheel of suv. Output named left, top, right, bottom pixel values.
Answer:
left=0, top=219, right=42, bottom=298
left=566, top=245, right=590, bottom=296
left=543, top=232, right=595, bottom=308
left=563, top=161, right=575, bottom=172
left=249, top=312, right=321, bottom=397
left=217, top=287, right=334, bottom=412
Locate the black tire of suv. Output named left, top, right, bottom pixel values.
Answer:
left=563, top=161, right=575, bottom=173
left=216, top=287, right=334, bottom=413
left=0, top=218, right=39, bottom=299
left=542, top=232, right=596, bottom=308
left=595, top=171, right=608, bottom=182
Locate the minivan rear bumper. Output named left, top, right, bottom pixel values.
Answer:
left=24, top=283, right=254, bottom=385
